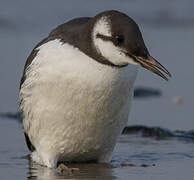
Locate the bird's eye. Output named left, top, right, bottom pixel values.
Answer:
left=115, top=35, right=124, bottom=45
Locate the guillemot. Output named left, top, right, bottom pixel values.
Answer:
left=19, top=10, right=171, bottom=169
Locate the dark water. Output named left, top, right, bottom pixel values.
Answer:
left=1, top=115, right=194, bottom=180
left=1, top=0, right=194, bottom=179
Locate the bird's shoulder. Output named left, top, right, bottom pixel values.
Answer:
left=20, top=17, right=91, bottom=89
left=49, top=17, right=91, bottom=37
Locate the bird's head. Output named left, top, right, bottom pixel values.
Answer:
left=91, top=10, right=171, bottom=80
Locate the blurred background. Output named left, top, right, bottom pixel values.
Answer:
left=0, top=0, right=193, bottom=130
left=0, top=0, right=194, bottom=179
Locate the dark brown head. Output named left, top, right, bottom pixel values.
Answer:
left=89, top=10, right=171, bottom=80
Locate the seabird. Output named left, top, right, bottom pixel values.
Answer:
left=19, top=10, right=171, bottom=169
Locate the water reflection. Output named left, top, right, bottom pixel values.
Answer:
left=27, top=161, right=116, bottom=180
left=26, top=134, right=194, bottom=180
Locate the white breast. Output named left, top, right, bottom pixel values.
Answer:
left=19, top=39, right=138, bottom=167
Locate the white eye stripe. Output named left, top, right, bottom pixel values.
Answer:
left=92, top=15, right=139, bottom=67
left=93, top=37, right=129, bottom=66
left=93, top=16, right=112, bottom=38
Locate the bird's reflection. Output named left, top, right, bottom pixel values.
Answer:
left=27, top=159, right=116, bottom=180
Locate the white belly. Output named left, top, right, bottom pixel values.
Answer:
left=19, top=40, right=138, bottom=167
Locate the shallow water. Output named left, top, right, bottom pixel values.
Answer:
left=1, top=0, right=194, bottom=179
left=1, top=116, right=194, bottom=180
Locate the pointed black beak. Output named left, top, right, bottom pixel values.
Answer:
left=135, top=55, right=171, bottom=81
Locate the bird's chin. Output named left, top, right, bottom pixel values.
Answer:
left=117, top=63, right=129, bottom=68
